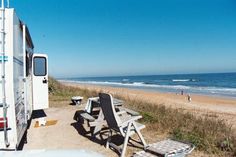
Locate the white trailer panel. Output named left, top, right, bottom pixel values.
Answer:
left=0, top=8, right=48, bottom=150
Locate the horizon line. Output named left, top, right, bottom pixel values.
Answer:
left=56, top=71, right=236, bottom=79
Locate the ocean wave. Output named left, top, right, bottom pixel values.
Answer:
left=122, top=79, right=129, bottom=82
left=59, top=79, right=236, bottom=96
left=60, top=80, right=190, bottom=89
left=172, top=79, right=190, bottom=82
left=172, top=79, right=196, bottom=82
left=196, top=86, right=236, bottom=92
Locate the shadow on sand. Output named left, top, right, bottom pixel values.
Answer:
left=71, top=110, right=144, bottom=156
left=17, top=110, right=47, bottom=150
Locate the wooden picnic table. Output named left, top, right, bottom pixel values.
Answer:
left=81, top=96, right=139, bottom=136
left=84, top=97, right=124, bottom=114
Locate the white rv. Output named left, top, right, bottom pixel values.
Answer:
left=0, top=3, right=48, bottom=150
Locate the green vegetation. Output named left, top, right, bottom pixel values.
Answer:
left=49, top=77, right=236, bottom=156
left=123, top=97, right=236, bottom=156
left=49, top=77, right=99, bottom=107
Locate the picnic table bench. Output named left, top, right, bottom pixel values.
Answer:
left=79, top=96, right=140, bottom=136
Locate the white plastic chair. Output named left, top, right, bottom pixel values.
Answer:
left=99, top=93, right=147, bottom=157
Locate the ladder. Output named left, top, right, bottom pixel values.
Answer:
left=0, top=0, right=10, bottom=148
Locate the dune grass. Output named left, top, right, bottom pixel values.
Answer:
left=49, top=77, right=236, bottom=156
left=121, top=97, right=236, bottom=156
left=48, top=77, right=99, bottom=106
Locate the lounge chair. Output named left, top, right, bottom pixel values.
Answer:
left=99, top=93, right=147, bottom=157
left=78, top=96, right=124, bottom=136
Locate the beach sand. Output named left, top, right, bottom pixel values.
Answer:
left=23, top=82, right=236, bottom=157
left=23, top=106, right=116, bottom=156
left=65, top=83, right=236, bottom=129
left=24, top=105, right=215, bottom=157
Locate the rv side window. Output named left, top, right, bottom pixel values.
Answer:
left=34, top=57, right=47, bottom=76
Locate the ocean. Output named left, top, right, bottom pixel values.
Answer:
left=60, top=72, right=236, bottom=98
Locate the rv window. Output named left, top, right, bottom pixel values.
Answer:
left=34, top=57, right=47, bottom=76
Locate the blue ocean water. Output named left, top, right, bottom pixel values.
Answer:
left=60, top=73, right=236, bottom=98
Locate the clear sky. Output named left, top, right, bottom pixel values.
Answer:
left=11, top=0, right=236, bottom=77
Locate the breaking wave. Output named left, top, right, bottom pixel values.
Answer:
left=60, top=79, right=236, bottom=96
left=172, top=79, right=196, bottom=82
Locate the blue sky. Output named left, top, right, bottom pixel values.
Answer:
left=11, top=0, right=236, bottom=77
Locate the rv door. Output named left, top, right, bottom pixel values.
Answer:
left=32, top=54, right=49, bottom=110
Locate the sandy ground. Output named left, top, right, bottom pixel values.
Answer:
left=24, top=105, right=213, bottom=157
left=23, top=105, right=117, bottom=156
left=23, top=83, right=236, bottom=157
left=66, top=83, right=236, bottom=128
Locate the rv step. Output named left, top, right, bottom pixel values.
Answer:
left=0, top=128, right=11, bottom=132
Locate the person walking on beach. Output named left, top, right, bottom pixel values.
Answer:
left=187, top=94, right=191, bottom=102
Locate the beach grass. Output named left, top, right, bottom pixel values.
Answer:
left=49, top=77, right=236, bottom=156
left=121, top=97, right=236, bottom=155
left=49, top=77, right=99, bottom=106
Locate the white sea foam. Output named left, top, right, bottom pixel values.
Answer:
left=60, top=80, right=236, bottom=97
left=172, top=79, right=190, bottom=82
left=59, top=80, right=236, bottom=96
left=122, top=79, right=129, bottom=82
left=60, top=80, right=190, bottom=89
left=172, top=79, right=197, bottom=82
left=196, top=86, right=236, bottom=92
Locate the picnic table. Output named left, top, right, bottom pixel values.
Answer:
left=80, top=96, right=139, bottom=136
left=71, top=96, right=84, bottom=105
left=84, top=97, right=124, bottom=113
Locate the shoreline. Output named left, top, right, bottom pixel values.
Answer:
left=61, top=81, right=236, bottom=101
left=59, top=80, right=236, bottom=100
left=62, top=81, right=236, bottom=128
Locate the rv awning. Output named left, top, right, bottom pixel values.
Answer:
left=20, top=20, right=34, bottom=49
left=25, top=25, right=34, bottom=49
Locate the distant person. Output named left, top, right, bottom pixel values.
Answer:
left=181, top=90, right=184, bottom=95
left=187, top=94, right=191, bottom=102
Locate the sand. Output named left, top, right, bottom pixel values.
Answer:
left=23, top=83, right=236, bottom=157
left=23, top=105, right=116, bottom=156
left=24, top=106, right=215, bottom=157
left=65, top=83, right=236, bottom=128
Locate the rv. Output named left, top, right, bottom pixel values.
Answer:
left=0, top=3, right=48, bottom=150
